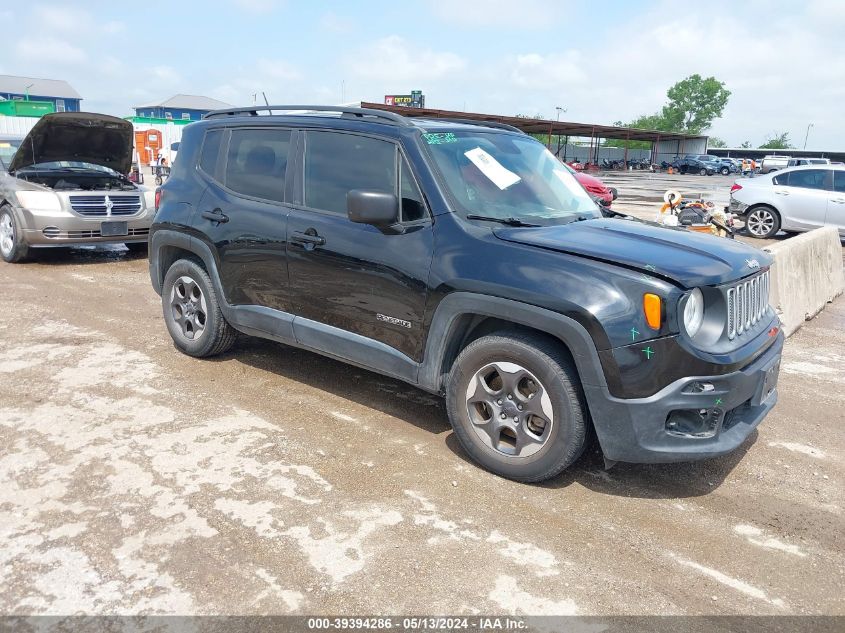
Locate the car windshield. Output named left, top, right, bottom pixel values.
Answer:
left=0, top=139, right=22, bottom=169
left=422, top=130, right=600, bottom=225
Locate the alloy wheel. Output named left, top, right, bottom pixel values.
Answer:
left=169, top=275, right=208, bottom=340
left=746, top=208, right=775, bottom=237
left=465, top=361, right=554, bottom=458
left=0, top=212, right=14, bottom=257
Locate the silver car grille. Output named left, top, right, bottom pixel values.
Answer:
left=726, top=271, right=770, bottom=340
left=69, top=195, right=142, bottom=217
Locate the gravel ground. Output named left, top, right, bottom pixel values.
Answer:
left=0, top=247, right=843, bottom=617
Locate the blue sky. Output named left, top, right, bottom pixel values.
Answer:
left=2, top=0, right=843, bottom=148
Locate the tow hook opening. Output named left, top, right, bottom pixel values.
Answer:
left=665, top=408, right=723, bottom=438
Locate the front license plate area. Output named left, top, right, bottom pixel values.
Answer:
left=101, top=221, right=128, bottom=237
left=754, top=356, right=781, bottom=406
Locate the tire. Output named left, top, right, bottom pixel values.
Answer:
left=154, top=175, right=163, bottom=186
left=720, top=167, right=730, bottom=175
left=125, top=242, right=148, bottom=255
left=0, top=205, right=29, bottom=263
left=699, top=168, right=707, bottom=176
left=446, top=331, right=588, bottom=482
left=162, top=258, right=237, bottom=357
left=744, top=205, right=780, bottom=239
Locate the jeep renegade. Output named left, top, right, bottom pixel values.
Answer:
left=148, top=105, right=783, bottom=482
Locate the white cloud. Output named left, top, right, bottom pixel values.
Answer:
left=346, top=36, right=466, bottom=82
left=15, top=37, right=87, bottom=65
left=255, top=59, right=301, bottom=81
left=151, top=65, right=181, bottom=85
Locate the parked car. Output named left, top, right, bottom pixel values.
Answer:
left=786, top=157, right=830, bottom=167
left=0, top=112, right=155, bottom=263
left=0, top=135, right=23, bottom=173
left=730, top=165, right=845, bottom=238
left=672, top=155, right=716, bottom=175
left=566, top=163, right=617, bottom=206
left=760, top=155, right=791, bottom=173
left=711, top=158, right=739, bottom=175
left=149, top=104, right=783, bottom=482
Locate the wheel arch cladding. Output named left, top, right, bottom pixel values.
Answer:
left=419, top=292, right=608, bottom=395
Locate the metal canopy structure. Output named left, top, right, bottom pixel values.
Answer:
left=360, top=102, right=703, bottom=143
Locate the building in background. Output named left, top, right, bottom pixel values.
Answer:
left=0, top=74, right=82, bottom=115
left=132, top=94, right=232, bottom=122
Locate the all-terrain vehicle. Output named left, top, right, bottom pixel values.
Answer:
left=148, top=105, right=783, bottom=482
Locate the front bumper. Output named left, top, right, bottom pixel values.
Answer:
left=15, top=204, right=154, bottom=246
left=729, top=197, right=749, bottom=215
left=586, top=330, right=784, bottom=463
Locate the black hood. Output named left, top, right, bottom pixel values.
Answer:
left=9, top=112, right=134, bottom=175
left=493, top=218, right=772, bottom=288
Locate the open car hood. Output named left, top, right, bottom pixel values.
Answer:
left=9, top=112, right=134, bottom=175
left=493, top=218, right=772, bottom=288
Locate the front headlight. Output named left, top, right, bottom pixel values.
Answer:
left=16, top=191, right=62, bottom=212
left=683, top=288, right=705, bottom=337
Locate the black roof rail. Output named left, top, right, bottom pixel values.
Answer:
left=417, top=117, right=526, bottom=135
left=202, top=105, right=412, bottom=126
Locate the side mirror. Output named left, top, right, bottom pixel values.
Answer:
left=347, top=190, right=399, bottom=227
left=609, top=187, right=618, bottom=201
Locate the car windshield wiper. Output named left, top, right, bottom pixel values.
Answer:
left=465, top=214, right=540, bottom=227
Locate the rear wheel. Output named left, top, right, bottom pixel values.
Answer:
left=0, top=206, right=29, bottom=263
left=446, top=331, right=588, bottom=482
left=745, top=205, right=780, bottom=238
left=162, top=259, right=237, bottom=357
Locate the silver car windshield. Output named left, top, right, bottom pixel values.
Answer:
left=422, top=130, right=600, bottom=225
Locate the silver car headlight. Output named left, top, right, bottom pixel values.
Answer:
left=682, top=288, right=705, bottom=337
left=16, top=191, right=62, bottom=212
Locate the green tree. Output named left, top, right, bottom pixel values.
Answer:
left=740, top=141, right=752, bottom=149
left=758, top=132, right=793, bottom=149
left=661, top=74, right=731, bottom=134
left=708, top=137, right=727, bottom=148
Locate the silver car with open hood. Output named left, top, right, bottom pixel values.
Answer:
left=0, top=112, right=155, bottom=263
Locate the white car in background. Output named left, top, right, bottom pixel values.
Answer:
left=729, top=164, right=845, bottom=238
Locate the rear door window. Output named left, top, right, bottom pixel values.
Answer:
left=304, top=131, right=396, bottom=215
left=786, top=169, right=830, bottom=191
left=224, top=128, right=291, bottom=203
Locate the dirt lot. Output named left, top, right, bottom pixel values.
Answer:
left=1, top=247, right=843, bottom=617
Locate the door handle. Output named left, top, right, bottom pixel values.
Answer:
left=201, top=208, right=229, bottom=224
left=831, top=198, right=845, bottom=204
left=291, top=229, right=326, bottom=247
left=774, top=191, right=790, bottom=196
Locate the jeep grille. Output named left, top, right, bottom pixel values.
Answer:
left=69, top=195, right=142, bottom=217
left=726, top=270, right=770, bottom=340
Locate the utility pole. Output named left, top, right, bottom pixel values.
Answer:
left=555, top=106, right=567, bottom=157
left=803, top=123, right=813, bottom=150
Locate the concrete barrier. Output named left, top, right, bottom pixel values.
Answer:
left=763, top=226, right=845, bottom=337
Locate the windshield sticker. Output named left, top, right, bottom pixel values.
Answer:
left=423, top=132, right=458, bottom=145
left=464, top=147, right=521, bottom=190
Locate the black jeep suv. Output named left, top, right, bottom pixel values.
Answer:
left=149, top=105, right=783, bottom=482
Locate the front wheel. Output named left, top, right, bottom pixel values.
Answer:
left=0, top=206, right=29, bottom=263
left=162, top=259, right=237, bottom=357
left=720, top=167, right=730, bottom=175
left=699, top=168, right=707, bottom=176
left=446, top=331, right=588, bottom=482
left=745, top=205, right=780, bottom=238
